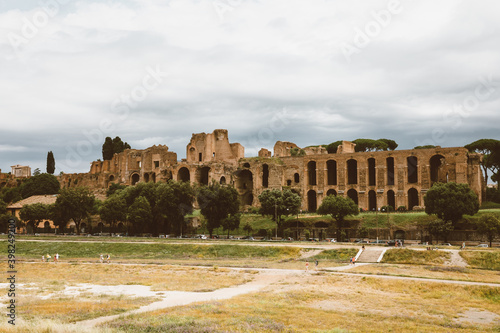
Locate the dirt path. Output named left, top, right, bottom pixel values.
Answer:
left=443, top=249, right=469, bottom=267
left=75, top=270, right=298, bottom=328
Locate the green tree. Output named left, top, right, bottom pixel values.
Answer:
left=128, top=196, right=153, bottom=234
left=20, top=173, right=60, bottom=198
left=119, top=181, right=194, bottom=235
left=326, top=140, right=342, bottom=153
left=465, top=139, right=500, bottom=188
left=33, top=168, right=41, bottom=176
left=0, top=187, right=22, bottom=204
left=317, top=195, right=359, bottom=242
left=19, top=203, right=51, bottom=233
left=414, top=145, right=437, bottom=149
left=258, top=189, right=301, bottom=234
left=353, top=139, right=388, bottom=152
left=106, top=183, right=127, bottom=197
left=102, top=137, right=114, bottom=160
left=0, top=199, right=10, bottom=233
left=221, top=213, right=241, bottom=238
left=155, top=180, right=195, bottom=235
left=197, top=182, right=240, bottom=237
left=243, top=222, right=253, bottom=236
left=102, top=136, right=131, bottom=160
left=53, top=187, right=96, bottom=235
left=46, top=151, right=55, bottom=174
left=378, top=138, right=398, bottom=151
left=428, top=219, right=454, bottom=243
left=424, top=182, right=479, bottom=226
left=475, top=213, right=500, bottom=248
left=99, top=195, right=127, bottom=234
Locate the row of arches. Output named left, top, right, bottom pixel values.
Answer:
left=306, top=154, right=446, bottom=188
left=306, top=188, right=420, bottom=212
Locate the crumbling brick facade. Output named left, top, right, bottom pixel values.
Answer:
left=58, top=130, right=483, bottom=211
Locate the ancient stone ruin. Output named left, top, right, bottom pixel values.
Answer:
left=58, top=129, right=483, bottom=211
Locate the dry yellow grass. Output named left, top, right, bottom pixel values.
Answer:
left=347, top=263, right=500, bottom=284
left=104, top=274, right=500, bottom=332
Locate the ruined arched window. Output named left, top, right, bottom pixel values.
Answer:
left=307, top=190, right=317, bottom=212
left=131, top=173, right=140, bottom=185
left=347, top=159, right=357, bottom=185
left=407, top=156, right=418, bottom=184
left=236, top=170, right=253, bottom=190
left=430, top=154, right=446, bottom=184
left=368, top=158, right=376, bottom=186
left=408, top=188, right=419, bottom=210
left=144, top=173, right=150, bottom=183
left=327, top=160, right=337, bottom=185
left=262, top=164, right=269, bottom=188
left=326, top=189, right=337, bottom=196
left=368, top=190, right=377, bottom=211
left=294, top=173, right=300, bottom=183
left=109, top=175, right=115, bottom=182
left=286, top=180, right=292, bottom=186
left=387, top=190, right=395, bottom=210
left=347, top=189, right=358, bottom=205
left=386, top=157, right=395, bottom=186
left=178, top=167, right=190, bottom=182
left=151, top=173, right=156, bottom=183
left=307, top=161, right=317, bottom=186
left=197, top=167, right=210, bottom=185
left=220, top=176, right=226, bottom=184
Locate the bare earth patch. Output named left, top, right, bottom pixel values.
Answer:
left=455, top=308, right=500, bottom=325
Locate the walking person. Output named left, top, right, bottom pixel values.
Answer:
left=54, top=253, right=59, bottom=263
left=106, top=254, right=110, bottom=264
left=46, top=253, right=51, bottom=262
left=315, top=259, right=319, bottom=270
left=42, top=255, right=45, bottom=262
left=100, top=254, right=104, bottom=263
left=305, top=261, right=309, bottom=271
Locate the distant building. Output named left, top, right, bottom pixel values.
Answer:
left=7, top=194, right=58, bottom=233
left=57, top=129, right=484, bottom=212
left=11, top=165, right=31, bottom=178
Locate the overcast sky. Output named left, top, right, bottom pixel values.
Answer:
left=1, top=0, right=499, bottom=174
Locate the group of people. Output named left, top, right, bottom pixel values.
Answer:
left=100, top=253, right=111, bottom=263
left=42, top=253, right=59, bottom=263
left=305, top=259, right=319, bottom=271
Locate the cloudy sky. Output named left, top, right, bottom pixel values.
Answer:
left=1, top=0, right=499, bottom=174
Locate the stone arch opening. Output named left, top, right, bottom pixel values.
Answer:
left=347, top=159, right=358, bottom=185
left=326, top=189, right=337, bottom=196
left=151, top=173, right=156, bottom=183
left=368, top=190, right=377, bottom=211
left=144, top=173, right=150, bottom=182
left=197, top=167, right=210, bottom=185
left=307, top=190, right=317, bottom=212
left=387, top=190, right=395, bottom=210
left=294, top=173, right=300, bottom=183
left=307, top=161, right=317, bottom=186
left=109, top=175, right=115, bottom=182
left=326, top=160, right=337, bottom=185
left=131, top=173, right=140, bottom=185
left=430, top=154, right=446, bottom=184
left=347, top=189, right=358, bottom=205
left=235, top=169, right=253, bottom=191
left=368, top=158, right=376, bottom=186
left=407, top=156, right=418, bottom=184
left=408, top=188, right=419, bottom=210
left=262, top=164, right=269, bottom=188
left=286, top=179, right=292, bottom=186
left=44, top=221, right=50, bottom=233
left=220, top=176, right=226, bottom=184
left=386, top=157, right=395, bottom=185
left=178, top=167, right=190, bottom=182
left=394, top=229, right=406, bottom=240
